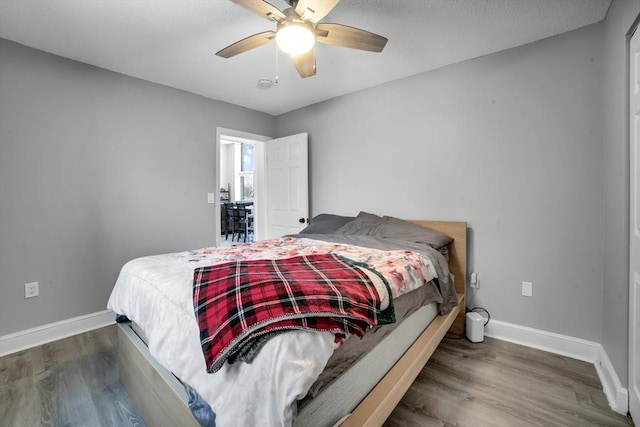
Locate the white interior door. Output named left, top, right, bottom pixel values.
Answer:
left=265, top=133, right=309, bottom=239
left=629, top=24, right=640, bottom=424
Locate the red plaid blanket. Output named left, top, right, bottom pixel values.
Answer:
left=193, top=253, right=394, bottom=373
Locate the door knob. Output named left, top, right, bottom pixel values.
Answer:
left=299, top=218, right=307, bottom=224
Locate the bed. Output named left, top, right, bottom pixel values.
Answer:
left=108, top=213, right=467, bottom=427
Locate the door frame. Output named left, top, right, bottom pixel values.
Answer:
left=215, top=128, right=270, bottom=246
left=627, top=14, right=640, bottom=424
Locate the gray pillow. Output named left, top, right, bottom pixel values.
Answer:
left=372, top=216, right=453, bottom=249
left=299, top=214, right=355, bottom=234
left=335, top=211, right=384, bottom=235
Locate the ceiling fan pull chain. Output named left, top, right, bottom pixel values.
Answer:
left=275, top=44, right=279, bottom=84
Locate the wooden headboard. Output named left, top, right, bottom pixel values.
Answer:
left=409, top=220, right=467, bottom=336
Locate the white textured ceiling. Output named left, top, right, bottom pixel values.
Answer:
left=0, top=0, right=610, bottom=116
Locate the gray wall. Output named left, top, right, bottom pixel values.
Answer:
left=1, top=2, right=635, bottom=388
left=275, top=1, right=639, bottom=385
left=0, top=39, right=274, bottom=335
left=602, top=0, right=639, bottom=388
left=276, top=25, right=605, bottom=343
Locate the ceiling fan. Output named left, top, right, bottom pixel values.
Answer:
left=216, top=0, right=388, bottom=78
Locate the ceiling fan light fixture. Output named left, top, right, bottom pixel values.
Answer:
left=218, top=0, right=387, bottom=78
left=276, top=21, right=314, bottom=55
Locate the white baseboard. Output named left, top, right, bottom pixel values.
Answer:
left=485, top=319, right=601, bottom=362
left=0, top=310, right=116, bottom=357
left=485, top=319, right=628, bottom=416
left=595, top=345, right=629, bottom=415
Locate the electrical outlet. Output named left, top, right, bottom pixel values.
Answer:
left=522, top=281, right=533, bottom=297
left=470, top=272, right=479, bottom=289
left=25, top=281, right=39, bottom=299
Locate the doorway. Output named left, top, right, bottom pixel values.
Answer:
left=215, top=129, right=310, bottom=245
left=215, top=128, right=270, bottom=247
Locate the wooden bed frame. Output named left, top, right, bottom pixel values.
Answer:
left=117, top=220, right=467, bottom=427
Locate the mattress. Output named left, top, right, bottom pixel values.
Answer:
left=122, top=300, right=439, bottom=427
left=304, top=281, right=443, bottom=398
left=108, top=234, right=456, bottom=425
left=295, top=302, right=438, bottom=426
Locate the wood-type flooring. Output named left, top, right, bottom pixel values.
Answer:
left=0, top=325, right=145, bottom=426
left=385, top=335, right=634, bottom=427
left=0, top=325, right=634, bottom=426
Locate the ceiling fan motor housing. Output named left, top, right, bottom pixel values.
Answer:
left=276, top=8, right=315, bottom=55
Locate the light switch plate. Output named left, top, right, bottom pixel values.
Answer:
left=522, top=281, right=533, bottom=297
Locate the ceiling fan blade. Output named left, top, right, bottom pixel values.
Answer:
left=231, top=0, right=285, bottom=22
left=290, top=47, right=316, bottom=78
left=215, top=31, right=276, bottom=58
left=295, top=0, right=339, bottom=23
left=315, top=23, right=388, bottom=52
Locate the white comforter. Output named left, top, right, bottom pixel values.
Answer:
left=108, top=251, right=338, bottom=426
left=107, top=237, right=437, bottom=426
